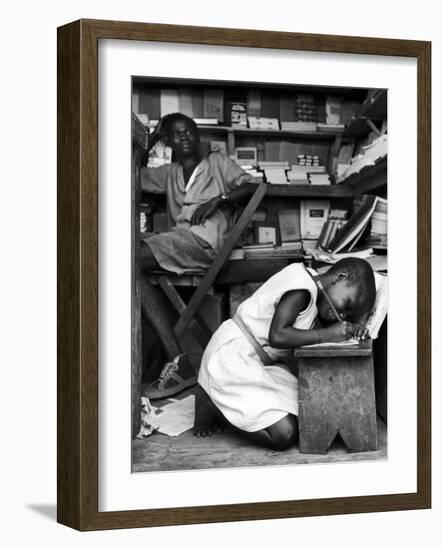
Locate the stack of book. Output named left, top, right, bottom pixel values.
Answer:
left=325, top=95, right=341, bottom=125
left=316, top=122, right=345, bottom=132
left=243, top=242, right=303, bottom=260
left=324, top=195, right=386, bottom=254
left=230, top=102, right=248, bottom=126
left=258, top=161, right=289, bottom=184
left=368, top=197, right=387, bottom=248
left=294, top=93, right=316, bottom=124
left=194, top=118, right=221, bottom=125
left=280, top=121, right=316, bottom=131
left=337, top=134, right=388, bottom=184
left=286, top=165, right=326, bottom=185
left=297, top=154, right=320, bottom=167
left=248, top=116, right=279, bottom=130
left=239, top=164, right=264, bottom=181
left=317, top=209, right=348, bottom=250
left=308, top=172, right=331, bottom=185
left=311, top=247, right=375, bottom=265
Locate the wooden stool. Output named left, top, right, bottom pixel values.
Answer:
left=295, top=340, right=377, bottom=454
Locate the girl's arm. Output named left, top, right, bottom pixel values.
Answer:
left=268, top=290, right=356, bottom=349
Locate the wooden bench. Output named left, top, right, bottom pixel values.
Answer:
left=295, top=339, right=378, bottom=454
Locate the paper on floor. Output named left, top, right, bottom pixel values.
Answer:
left=156, top=394, right=195, bottom=437
left=136, top=396, right=160, bottom=439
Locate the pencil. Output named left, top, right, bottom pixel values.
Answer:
left=316, top=280, right=342, bottom=322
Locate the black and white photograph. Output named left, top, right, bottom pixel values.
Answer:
left=131, top=78, right=388, bottom=472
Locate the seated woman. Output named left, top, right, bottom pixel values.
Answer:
left=194, top=258, right=376, bottom=451
left=139, top=113, right=258, bottom=399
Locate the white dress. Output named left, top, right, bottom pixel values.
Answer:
left=198, top=264, right=318, bottom=432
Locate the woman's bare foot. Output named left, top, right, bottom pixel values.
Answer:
left=193, top=384, right=224, bottom=437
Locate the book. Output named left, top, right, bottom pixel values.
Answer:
left=278, top=210, right=301, bottom=242
left=316, top=122, right=345, bottom=132
left=287, top=165, right=326, bottom=183
left=228, top=248, right=245, bottom=260
left=138, top=88, right=161, bottom=121
left=261, top=91, right=280, bottom=118
left=308, top=173, right=331, bottom=185
left=191, top=88, right=204, bottom=118
left=279, top=141, right=301, bottom=165
left=178, top=87, right=193, bottom=117
left=194, top=118, right=220, bottom=125
left=203, top=89, right=224, bottom=122
left=264, top=141, right=282, bottom=162
left=230, top=101, right=247, bottom=126
left=281, top=121, right=317, bottom=132
left=294, top=93, right=316, bottom=122
left=300, top=200, right=331, bottom=240
left=160, top=88, right=179, bottom=116
left=248, top=116, right=280, bottom=130
left=325, top=95, right=341, bottom=125
left=247, top=89, right=262, bottom=117
left=326, top=195, right=379, bottom=254
left=279, top=92, right=296, bottom=122
left=337, top=135, right=387, bottom=184
left=263, top=167, right=288, bottom=184
left=235, top=147, right=257, bottom=166
left=365, top=273, right=388, bottom=339
left=258, top=160, right=289, bottom=168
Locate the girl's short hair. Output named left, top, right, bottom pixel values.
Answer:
left=328, top=258, right=377, bottom=314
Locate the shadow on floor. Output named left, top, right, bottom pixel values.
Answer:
left=25, top=504, right=57, bottom=521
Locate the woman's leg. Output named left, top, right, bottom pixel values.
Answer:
left=138, top=242, right=182, bottom=362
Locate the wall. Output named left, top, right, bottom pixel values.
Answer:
left=1, top=0, right=440, bottom=547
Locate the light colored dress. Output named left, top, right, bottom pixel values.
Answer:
left=141, top=151, right=253, bottom=274
left=198, top=263, right=319, bottom=432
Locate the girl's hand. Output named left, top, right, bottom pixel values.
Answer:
left=322, top=321, right=356, bottom=343
left=191, top=197, right=222, bottom=225
left=352, top=324, right=370, bottom=341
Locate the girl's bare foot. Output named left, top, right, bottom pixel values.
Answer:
left=193, top=384, right=224, bottom=437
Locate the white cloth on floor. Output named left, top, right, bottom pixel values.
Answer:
left=198, top=264, right=318, bottom=432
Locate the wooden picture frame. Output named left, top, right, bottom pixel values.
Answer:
left=57, top=19, right=431, bottom=530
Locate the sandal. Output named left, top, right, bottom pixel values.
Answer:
left=143, top=354, right=198, bottom=400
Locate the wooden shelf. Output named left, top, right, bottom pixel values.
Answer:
left=197, top=125, right=344, bottom=139
left=265, top=184, right=355, bottom=198
left=339, top=157, right=387, bottom=194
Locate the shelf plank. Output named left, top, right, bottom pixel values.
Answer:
left=265, top=184, right=355, bottom=198
left=197, top=125, right=344, bottom=139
